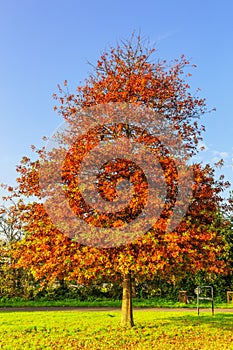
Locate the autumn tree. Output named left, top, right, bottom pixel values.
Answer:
left=4, top=35, right=229, bottom=326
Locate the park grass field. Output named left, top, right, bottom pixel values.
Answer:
left=1, top=297, right=233, bottom=309
left=0, top=309, right=233, bottom=349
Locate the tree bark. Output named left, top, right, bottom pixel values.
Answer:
left=121, top=273, right=134, bottom=327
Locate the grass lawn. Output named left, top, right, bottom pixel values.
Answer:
left=1, top=297, right=233, bottom=309
left=0, top=309, right=233, bottom=349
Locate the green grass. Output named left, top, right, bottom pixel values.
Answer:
left=0, top=296, right=233, bottom=309
left=0, top=297, right=122, bottom=308
left=0, top=309, right=233, bottom=349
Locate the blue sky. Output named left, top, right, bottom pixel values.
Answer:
left=0, top=0, right=233, bottom=199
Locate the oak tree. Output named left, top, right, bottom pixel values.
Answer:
left=5, top=35, right=228, bottom=326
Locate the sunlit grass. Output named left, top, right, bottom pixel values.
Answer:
left=0, top=310, right=233, bottom=349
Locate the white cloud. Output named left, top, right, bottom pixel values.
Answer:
left=212, top=150, right=229, bottom=159
left=151, top=31, right=178, bottom=46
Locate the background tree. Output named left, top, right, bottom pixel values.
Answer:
left=4, top=35, right=229, bottom=326
left=0, top=204, right=24, bottom=298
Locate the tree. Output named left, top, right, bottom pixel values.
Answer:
left=4, top=35, right=228, bottom=326
left=0, top=204, right=24, bottom=297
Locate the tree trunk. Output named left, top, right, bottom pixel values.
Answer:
left=121, top=273, right=134, bottom=327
